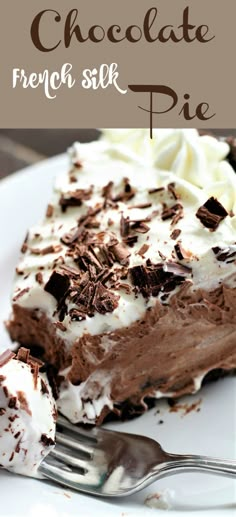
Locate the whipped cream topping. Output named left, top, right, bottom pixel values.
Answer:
left=0, top=350, right=56, bottom=477
left=10, top=129, right=236, bottom=423
left=12, top=130, right=236, bottom=339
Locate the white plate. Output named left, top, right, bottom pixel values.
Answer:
left=0, top=156, right=235, bottom=517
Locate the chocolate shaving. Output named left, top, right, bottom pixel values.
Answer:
left=102, top=181, right=114, bottom=206
left=8, top=397, right=17, bottom=409
left=174, top=243, right=188, bottom=261
left=212, top=246, right=236, bottom=263
left=129, top=262, right=186, bottom=298
left=0, top=375, right=6, bottom=384
left=109, top=242, right=131, bottom=265
left=30, top=244, right=62, bottom=255
left=148, top=187, right=165, bottom=194
left=120, top=214, right=130, bottom=238
left=61, top=226, right=88, bottom=246
left=74, top=159, right=83, bottom=169
left=78, top=204, right=103, bottom=226
left=17, top=391, right=32, bottom=415
left=137, top=244, right=149, bottom=256
left=130, top=221, right=150, bottom=234
left=15, top=439, right=21, bottom=453
left=21, top=233, right=29, bottom=254
left=41, top=379, right=49, bottom=395
left=46, top=204, right=54, bottom=217
left=9, top=452, right=14, bottom=462
left=69, top=308, right=86, bottom=321
left=113, top=178, right=136, bottom=202
left=41, top=434, right=55, bottom=447
left=69, top=174, right=77, bottom=183
left=123, top=235, right=138, bottom=247
left=60, top=187, right=93, bottom=212
left=158, top=250, right=166, bottom=261
left=9, top=414, right=19, bottom=422
left=30, top=363, right=39, bottom=390
left=3, top=386, right=9, bottom=398
left=16, top=268, right=24, bottom=275
left=16, top=348, right=30, bottom=363
left=162, top=203, right=183, bottom=224
left=74, top=246, right=103, bottom=274
left=59, top=265, right=81, bottom=277
left=0, top=350, right=16, bottom=367
left=196, top=197, right=228, bottom=231
left=13, top=288, right=30, bottom=302
left=35, top=272, right=43, bottom=284
left=54, top=321, right=67, bottom=332
left=44, top=271, right=70, bottom=303
left=170, top=228, right=181, bottom=240
left=70, top=279, right=119, bottom=318
left=0, top=409, right=6, bottom=416
left=40, top=364, right=59, bottom=400
left=115, top=282, right=132, bottom=294
left=164, top=261, right=192, bottom=276
left=128, top=203, right=152, bottom=210
left=93, top=282, right=119, bottom=315
left=167, top=182, right=179, bottom=200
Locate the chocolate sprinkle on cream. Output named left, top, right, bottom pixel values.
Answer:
left=0, top=350, right=16, bottom=367
left=60, top=187, right=93, bottom=212
left=35, top=272, right=43, bottom=285
left=120, top=214, right=130, bottom=238
left=16, top=347, right=30, bottom=363
left=54, top=321, right=67, bottom=332
left=174, top=243, right=188, bottom=261
left=170, top=229, right=181, bottom=240
left=41, top=434, right=55, bottom=447
left=137, top=243, right=149, bottom=257
left=196, top=197, right=228, bottom=231
left=212, top=246, right=236, bottom=263
left=46, top=204, right=54, bottom=218
left=128, top=202, right=152, bottom=210
left=8, top=397, right=17, bottom=409
left=167, top=182, right=179, bottom=200
left=30, top=244, right=63, bottom=256
left=113, top=178, right=136, bottom=202
left=130, top=221, right=150, bottom=234
left=17, top=391, right=32, bottom=415
left=21, top=233, right=29, bottom=254
left=129, top=262, right=186, bottom=298
left=13, top=288, right=30, bottom=302
left=162, top=203, right=183, bottom=224
left=148, top=187, right=165, bottom=194
left=109, top=242, right=131, bottom=266
left=44, top=271, right=70, bottom=303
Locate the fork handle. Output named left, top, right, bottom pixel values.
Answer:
left=157, top=454, right=236, bottom=479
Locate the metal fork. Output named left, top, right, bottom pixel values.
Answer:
left=39, top=415, right=236, bottom=497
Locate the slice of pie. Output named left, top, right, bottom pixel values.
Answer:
left=7, top=129, right=236, bottom=424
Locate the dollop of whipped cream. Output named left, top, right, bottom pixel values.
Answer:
left=0, top=349, right=56, bottom=477
left=102, top=129, right=236, bottom=213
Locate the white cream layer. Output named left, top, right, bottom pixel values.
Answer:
left=0, top=358, right=56, bottom=477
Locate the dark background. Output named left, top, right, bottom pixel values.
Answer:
left=0, top=129, right=234, bottom=180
